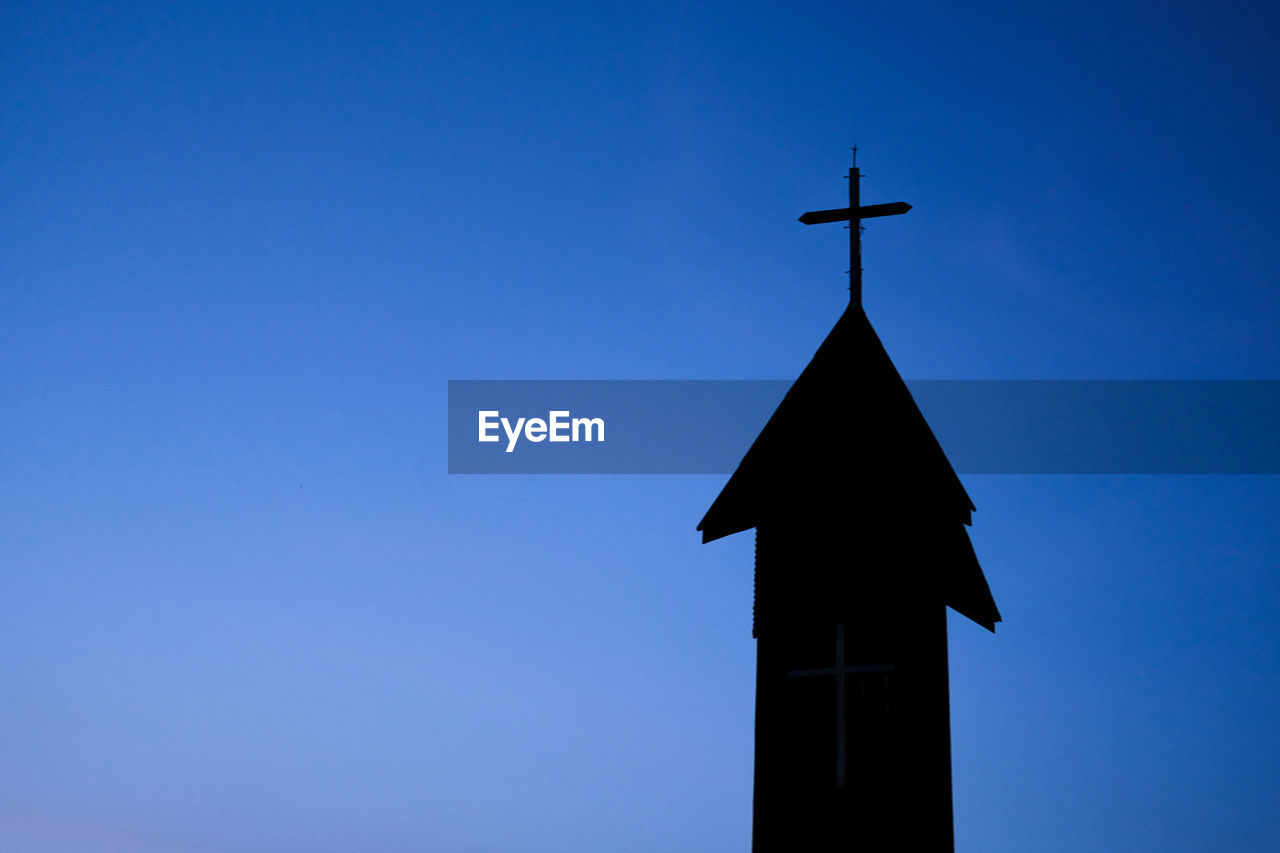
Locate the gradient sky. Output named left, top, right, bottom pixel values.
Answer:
left=3, top=2, right=1278, bottom=851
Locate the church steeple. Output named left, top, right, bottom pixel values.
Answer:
left=700, top=158, right=998, bottom=851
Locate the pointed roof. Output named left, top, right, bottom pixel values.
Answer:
left=697, top=306, right=1000, bottom=631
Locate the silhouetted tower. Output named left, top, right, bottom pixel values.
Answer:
left=698, top=153, right=999, bottom=851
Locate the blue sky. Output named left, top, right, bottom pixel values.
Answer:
left=3, top=1, right=1278, bottom=851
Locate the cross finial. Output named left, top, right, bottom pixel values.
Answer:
left=798, top=155, right=911, bottom=309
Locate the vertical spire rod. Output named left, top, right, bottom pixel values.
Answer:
left=849, top=151, right=862, bottom=308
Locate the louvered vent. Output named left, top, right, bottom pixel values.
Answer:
left=752, top=528, right=760, bottom=638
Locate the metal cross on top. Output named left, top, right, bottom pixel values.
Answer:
left=798, top=148, right=912, bottom=309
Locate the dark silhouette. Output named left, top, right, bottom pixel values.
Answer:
left=699, top=154, right=999, bottom=851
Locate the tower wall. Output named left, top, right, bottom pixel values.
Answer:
left=751, top=523, right=955, bottom=851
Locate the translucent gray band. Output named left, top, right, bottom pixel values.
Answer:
left=447, top=380, right=1280, bottom=474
